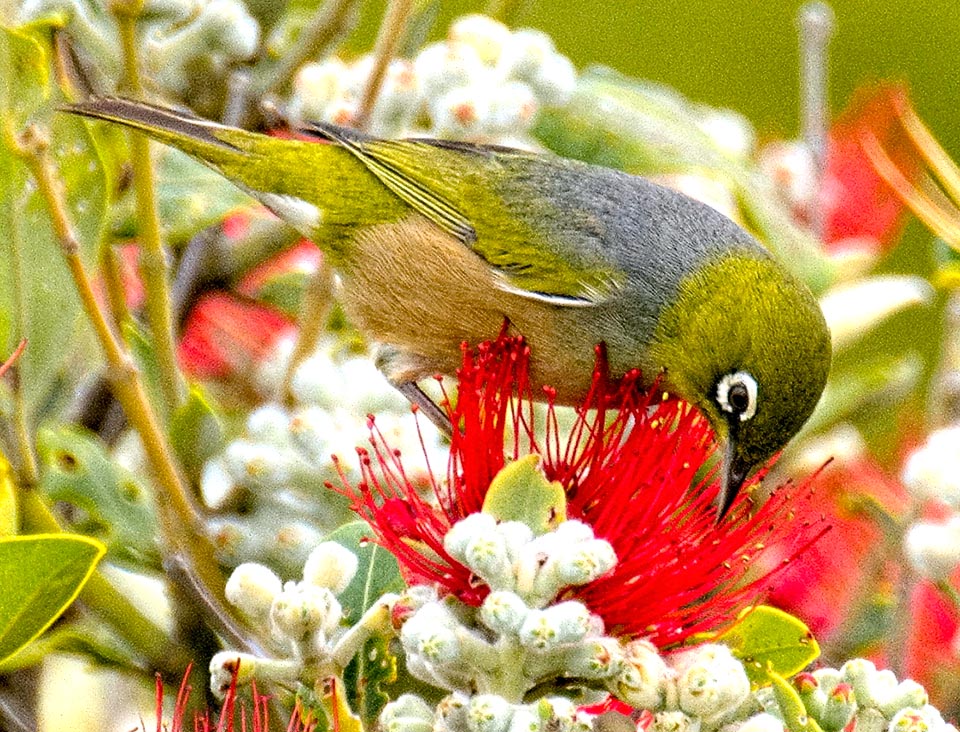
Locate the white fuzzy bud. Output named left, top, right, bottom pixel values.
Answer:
left=293, top=58, right=350, bottom=121
left=887, top=707, right=948, bottom=732
left=877, top=680, right=930, bottom=719
left=487, top=81, right=538, bottom=133
left=290, top=352, right=347, bottom=406
left=649, top=711, right=701, bottom=732
left=553, top=538, right=617, bottom=586
left=445, top=513, right=499, bottom=558
left=506, top=706, right=540, bottom=732
left=449, top=15, right=511, bottom=65
left=497, top=521, right=536, bottom=564
left=615, top=639, right=668, bottom=709
left=200, top=0, right=260, bottom=58
left=303, top=542, right=359, bottom=594
left=209, top=651, right=257, bottom=698
left=697, top=109, right=755, bottom=161
left=225, top=562, right=283, bottom=620
left=564, top=637, right=624, bottom=679
left=518, top=601, right=590, bottom=650
left=841, top=658, right=879, bottom=705
left=430, top=84, right=494, bottom=138
left=246, top=404, right=293, bottom=447
left=415, top=41, right=486, bottom=100
left=380, top=694, right=435, bottom=732
left=674, top=644, right=751, bottom=723
left=499, top=29, right=555, bottom=80
left=270, top=581, right=341, bottom=641
left=735, top=714, right=785, bottom=732
left=526, top=52, right=577, bottom=107
left=467, top=694, right=514, bottom=732
left=904, top=518, right=960, bottom=581
left=401, top=603, right=461, bottom=665
left=902, top=426, right=960, bottom=507
left=436, top=693, right=471, bottom=732
left=200, top=457, right=237, bottom=510
left=463, top=532, right=514, bottom=587
left=224, top=440, right=292, bottom=490
left=481, top=591, right=530, bottom=634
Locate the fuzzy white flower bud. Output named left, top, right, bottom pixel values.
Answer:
left=445, top=513, right=499, bottom=558
left=487, top=81, right=538, bottom=133
left=526, top=52, right=577, bottom=107
left=674, top=644, right=751, bottom=723
left=736, top=713, right=785, bottom=732
left=200, top=0, right=260, bottom=58
left=497, top=521, right=536, bottom=564
left=449, top=15, right=511, bottom=65
left=270, top=581, right=341, bottom=641
left=564, top=637, right=624, bottom=679
left=467, top=694, right=514, bottom=732
left=697, top=109, right=755, bottom=162
left=649, top=711, right=701, bottom=732
left=499, top=29, right=555, bottom=80
left=506, top=706, right=540, bottom=732
left=415, top=41, right=486, bottom=100
left=518, top=601, right=590, bottom=650
left=401, top=603, right=461, bottom=665
left=615, top=639, right=668, bottom=709
left=209, top=651, right=258, bottom=698
left=481, top=591, right=530, bottom=634
left=293, top=58, right=350, bottom=121
left=380, top=694, right=436, bottom=732
left=224, top=440, right=292, bottom=489
left=431, top=85, right=493, bottom=138
left=201, top=456, right=236, bottom=510
left=877, top=680, right=930, bottom=719
left=904, top=518, right=960, bottom=581
left=303, top=541, right=359, bottom=594
left=436, top=692, right=471, bottom=732
left=289, top=352, right=346, bottom=406
left=246, top=404, right=293, bottom=446
left=463, top=532, right=514, bottom=587
left=887, top=707, right=944, bottom=732
left=902, top=426, right=960, bottom=507
left=553, top=538, right=617, bottom=586
left=225, top=562, right=283, bottom=620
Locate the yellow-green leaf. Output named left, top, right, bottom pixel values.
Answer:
left=0, top=451, right=17, bottom=536
left=0, top=534, right=105, bottom=663
left=482, top=455, right=566, bottom=535
left=718, top=605, right=820, bottom=688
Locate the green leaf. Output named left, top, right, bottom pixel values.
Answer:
left=38, top=426, right=159, bottom=568
left=343, top=635, right=398, bottom=729
left=770, top=670, right=825, bottom=732
left=0, top=26, right=108, bottom=423
left=718, top=606, right=820, bottom=688
left=0, top=533, right=105, bottom=663
left=482, top=455, right=566, bottom=535
left=326, top=521, right=405, bottom=624
left=0, top=450, right=17, bottom=536
left=169, top=387, right=226, bottom=482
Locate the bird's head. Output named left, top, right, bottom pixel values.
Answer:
left=648, top=249, right=831, bottom=518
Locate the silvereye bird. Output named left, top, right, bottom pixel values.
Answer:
left=66, top=97, right=831, bottom=518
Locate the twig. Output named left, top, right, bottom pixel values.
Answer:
left=100, top=243, right=134, bottom=333
left=14, top=123, right=240, bottom=645
left=354, top=0, right=415, bottom=131
left=110, top=0, right=183, bottom=413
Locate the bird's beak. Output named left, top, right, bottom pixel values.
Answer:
left=716, top=430, right=750, bottom=522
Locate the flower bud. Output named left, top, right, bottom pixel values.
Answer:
left=614, top=639, right=667, bottom=709
left=904, top=518, right=960, bottom=581
left=819, top=682, right=857, bottom=732
left=293, top=58, right=350, bottom=121
left=436, top=693, right=471, bottom=732
left=270, top=581, right=341, bottom=641
left=303, top=541, right=359, bottom=594
left=506, top=705, right=540, bottom=732
left=449, top=15, right=511, bottom=65
left=565, top=637, right=623, bottom=680
left=246, top=404, right=293, bottom=446
left=498, top=29, right=555, bottom=81
left=901, top=426, right=960, bottom=507
left=380, top=694, right=436, bottom=732
left=431, top=85, right=493, bottom=139
left=487, top=81, right=538, bottom=134
left=224, top=439, right=292, bottom=490
left=481, top=591, right=530, bottom=634
left=225, top=562, right=282, bottom=620
left=674, top=644, right=750, bottom=723
left=736, top=714, right=786, bottom=732
left=841, top=658, right=878, bottom=707
left=877, top=680, right=929, bottom=719
left=289, top=352, right=346, bottom=406
left=463, top=532, right=514, bottom=588
left=526, top=52, right=577, bottom=107
left=466, top=694, right=514, bottom=732
left=888, top=709, right=934, bottom=732
left=648, top=711, right=700, bottom=732
left=415, top=41, right=486, bottom=100
left=209, top=651, right=257, bottom=698
left=553, top=538, right=617, bottom=586
left=497, top=521, right=535, bottom=564
left=201, top=456, right=237, bottom=510
left=445, top=513, right=499, bottom=558
left=401, top=603, right=461, bottom=665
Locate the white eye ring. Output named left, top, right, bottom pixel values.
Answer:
left=716, top=371, right=758, bottom=421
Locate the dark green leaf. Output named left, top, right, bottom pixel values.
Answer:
left=326, top=521, right=404, bottom=624
left=343, top=635, right=398, bottom=728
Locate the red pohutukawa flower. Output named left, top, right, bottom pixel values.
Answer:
left=335, top=332, right=825, bottom=648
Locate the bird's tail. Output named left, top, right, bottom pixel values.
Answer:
left=65, top=97, right=260, bottom=169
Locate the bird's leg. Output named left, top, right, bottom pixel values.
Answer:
left=395, top=381, right=453, bottom=438
left=375, top=343, right=453, bottom=437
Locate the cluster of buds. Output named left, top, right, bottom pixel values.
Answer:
left=20, top=0, right=259, bottom=98
left=388, top=513, right=755, bottom=730
left=210, top=540, right=397, bottom=697
left=201, top=337, right=445, bottom=575
left=290, top=14, right=577, bottom=142
left=748, top=660, right=955, bottom=732
left=901, top=425, right=960, bottom=582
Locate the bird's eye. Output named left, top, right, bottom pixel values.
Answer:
left=716, top=371, right=758, bottom=421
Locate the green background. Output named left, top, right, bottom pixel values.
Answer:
left=357, top=0, right=960, bottom=155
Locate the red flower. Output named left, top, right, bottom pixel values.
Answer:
left=335, top=332, right=825, bottom=648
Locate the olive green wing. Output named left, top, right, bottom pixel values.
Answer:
left=298, top=122, right=625, bottom=305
